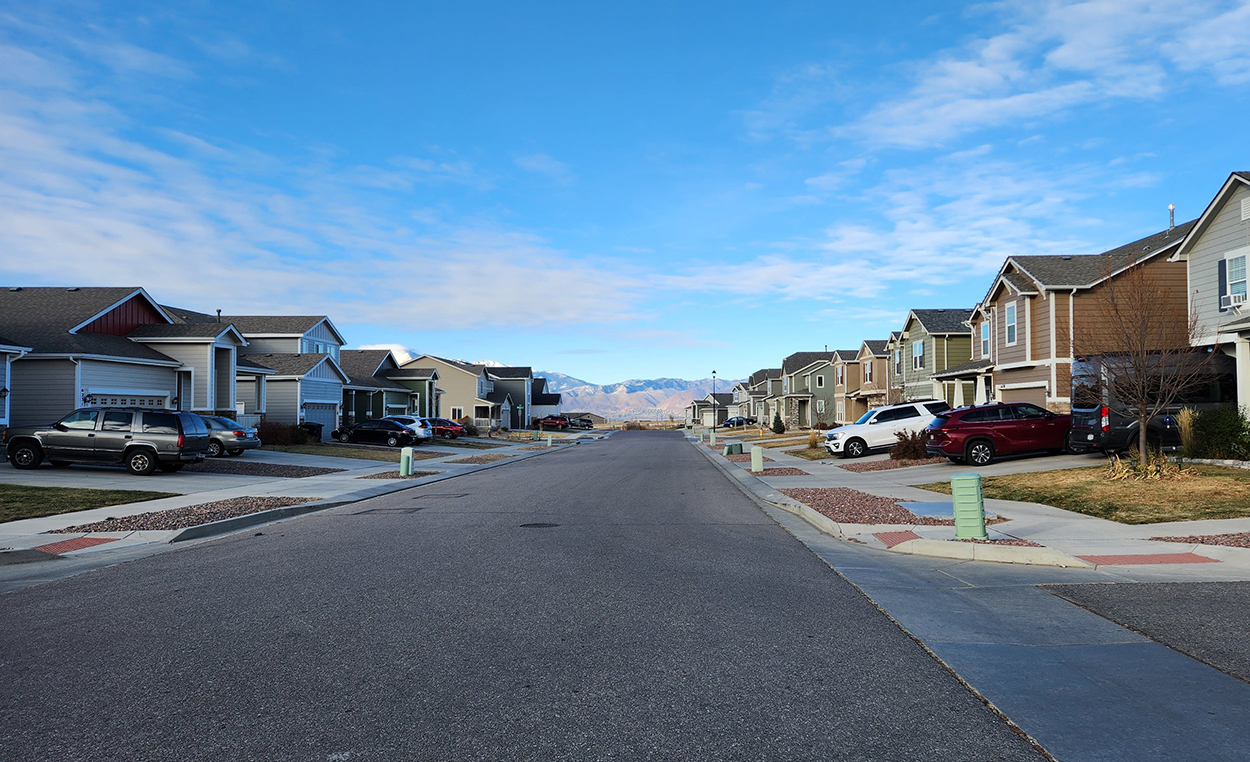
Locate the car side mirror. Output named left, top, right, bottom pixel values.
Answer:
left=1046, top=412, right=1055, bottom=419
left=53, top=423, right=67, bottom=431
left=866, top=419, right=878, bottom=425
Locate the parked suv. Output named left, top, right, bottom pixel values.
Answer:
left=824, top=400, right=951, bottom=458
left=3, top=408, right=210, bottom=475
left=926, top=403, right=1071, bottom=466
left=427, top=418, right=467, bottom=439
left=537, top=415, right=571, bottom=430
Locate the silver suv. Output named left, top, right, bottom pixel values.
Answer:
left=3, top=408, right=210, bottom=475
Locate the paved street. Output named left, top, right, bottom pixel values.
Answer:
left=0, top=431, right=1041, bottom=761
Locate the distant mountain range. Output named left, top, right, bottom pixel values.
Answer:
left=540, top=372, right=744, bottom=420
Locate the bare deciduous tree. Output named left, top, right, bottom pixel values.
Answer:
left=1075, top=257, right=1211, bottom=464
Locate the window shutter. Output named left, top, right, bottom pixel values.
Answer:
left=1219, top=258, right=1228, bottom=312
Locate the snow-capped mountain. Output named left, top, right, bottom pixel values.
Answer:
left=539, top=372, right=744, bottom=420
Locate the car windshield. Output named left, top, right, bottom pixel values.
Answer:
left=853, top=411, right=874, bottom=425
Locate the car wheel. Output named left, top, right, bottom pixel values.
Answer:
left=158, top=462, right=184, bottom=473
left=49, top=460, right=73, bottom=468
left=9, top=443, right=43, bottom=470
left=386, top=435, right=400, bottom=447
left=449, top=434, right=458, bottom=440
left=965, top=440, right=995, bottom=467
left=339, top=433, right=352, bottom=443
left=843, top=438, right=867, bottom=458
left=226, top=449, right=244, bottom=457
left=206, top=440, right=224, bottom=458
left=125, top=449, right=158, bottom=475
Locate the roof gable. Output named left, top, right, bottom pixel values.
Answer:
left=1174, top=172, right=1250, bottom=260
left=782, top=351, right=833, bottom=375
left=908, top=309, right=973, bottom=335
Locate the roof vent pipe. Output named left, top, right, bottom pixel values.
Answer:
left=216, top=309, right=221, bottom=323
left=1168, top=203, right=1175, bottom=232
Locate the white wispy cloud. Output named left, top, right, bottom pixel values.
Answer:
left=514, top=153, right=575, bottom=184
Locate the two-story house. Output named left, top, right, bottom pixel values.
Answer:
left=936, top=221, right=1195, bottom=411
left=830, top=348, right=861, bottom=425
left=777, top=351, right=834, bottom=430
left=884, top=331, right=905, bottom=405
left=849, top=339, right=891, bottom=416
left=489, top=367, right=535, bottom=429
left=897, top=309, right=973, bottom=406
left=403, top=355, right=511, bottom=429
left=745, top=368, right=780, bottom=423
left=338, top=349, right=418, bottom=425
left=1170, top=171, right=1250, bottom=414
left=168, top=311, right=350, bottom=436
left=530, top=378, right=563, bottom=420
left=0, top=288, right=248, bottom=427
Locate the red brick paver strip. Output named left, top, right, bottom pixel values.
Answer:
left=1076, top=552, right=1220, bottom=566
left=875, top=531, right=921, bottom=548
left=33, top=536, right=118, bottom=555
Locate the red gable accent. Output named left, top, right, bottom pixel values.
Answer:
left=80, top=295, right=165, bottom=336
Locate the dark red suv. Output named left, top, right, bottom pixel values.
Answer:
left=926, top=403, right=1071, bottom=466
left=429, top=418, right=467, bottom=439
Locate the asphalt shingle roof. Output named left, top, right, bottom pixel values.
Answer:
left=748, top=368, right=781, bottom=385
left=1002, top=271, right=1038, bottom=294
left=484, top=389, right=512, bottom=405
left=244, top=353, right=334, bottom=377
left=0, top=287, right=179, bottom=362
left=490, top=366, right=533, bottom=379
left=861, top=339, right=889, bottom=355
left=1011, top=220, right=1196, bottom=289
left=931, top=358, right=995, bottom=379
left=128, top=323, right=236, bottom=339
left=338, top=350, right=408, bottom=391
left=911, top=309, right=973, bottom=334
left=830, top=349, right=860, bottom=362
left=708, top=392, right=734, bottom=406
left=533, top=391, right=562, bottom=405
left=782, top=351, right=834, bottom=374
left=386, top=367, right=437, bottom=380
left=236, top=356, right=274, bottom=373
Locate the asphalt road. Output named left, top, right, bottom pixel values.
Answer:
left=0, top=431, right=1042, bottom=761
left=1049, top=581, right=1250, bottom=682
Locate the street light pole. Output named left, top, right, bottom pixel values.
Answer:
left=712, top=369, right=717, bottom=436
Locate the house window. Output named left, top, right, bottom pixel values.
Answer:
left=864, top=362, right=873, bottom=383
left=450, top=406, right=464, bottom=420
left=836, top=400, right=844, bottom=420
left=1228, top=253, right=1248, bottom=305
left=803, top=374, right=810, bottom=390
left=836, top=366, right=844, bottom=385
left=816, top=375, right=824, bottom=389
left=816, top=399, right=825, bottom=414
left=1005, top=303, right=1018, bottom=346
left=894, top=349, right=901, bottom=377
left=912, top=341, right=925, bottom=370
left=980, top=322, right=990, bottom=358
left=783, top=377, right=789, bottom=393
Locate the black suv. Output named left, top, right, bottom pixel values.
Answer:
left=3, top=408, right=210, bottom=475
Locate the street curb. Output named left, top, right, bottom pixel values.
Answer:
left=689, top=438, right=1091, bottom=568
left=0, top=548, right=61, bottom=566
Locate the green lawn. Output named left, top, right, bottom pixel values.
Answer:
left=261, top=445, right=442, bottom=463
left=915, top=464, right=1250, bottom=524
left=0, top=484, right=177, bottom=524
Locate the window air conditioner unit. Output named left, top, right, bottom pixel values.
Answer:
left=1223, top=293, right=1248, bottom=309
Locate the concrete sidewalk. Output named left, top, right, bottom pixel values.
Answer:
left=693, top=429, right=1250, bottom=578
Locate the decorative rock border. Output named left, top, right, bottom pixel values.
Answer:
left=1173, top=457, right=1250, bottom=470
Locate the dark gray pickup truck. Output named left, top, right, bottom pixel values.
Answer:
left=3, top=407, right=210, bottom=475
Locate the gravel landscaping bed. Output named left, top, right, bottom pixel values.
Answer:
left=758, top=467, right=809, bottom=476
left=838, top=457, right=947, bottom=473
left=357, top=470, right=443, bottom=480
left=53, top=496, right=315, bottom=533
left=182, top=460, right=346, bottom=478
left=1150, top=531, right=1250, bottom=548
left=725, top=453, right=773, bottom=463
left=956, top=537, right=1042, bottom=547
left=780, top=488, right=954, bottom=525
left=446, top=453, right=515, bottom=465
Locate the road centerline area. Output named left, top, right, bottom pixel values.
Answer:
left=0, top=431, right=1042, bottom=761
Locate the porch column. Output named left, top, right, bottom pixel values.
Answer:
left=953, top=380, right=965, bottom=407
left=973, top=376, right=987, bottom=405
left=1237, top=338, right=1250, bottom=422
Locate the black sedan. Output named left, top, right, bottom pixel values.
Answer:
left=330, top=419, right=422, bottom=447
left=723, top=416, right=757, bottom=427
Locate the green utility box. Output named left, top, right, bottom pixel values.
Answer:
left=951, top=473, right=988, bottom=540
left=723, top=443, right=743, bottom=456
left=750, top=446, right=764, bottom=473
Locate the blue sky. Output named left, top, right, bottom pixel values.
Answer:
left=1, top=1, right=1248, bottom=384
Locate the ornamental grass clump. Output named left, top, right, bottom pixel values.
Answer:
left=1106, top=450, right=1188, bottom=481
left=807, top=430, right=819, bottom=449
left=1176, top=407, right=1197, bottom=458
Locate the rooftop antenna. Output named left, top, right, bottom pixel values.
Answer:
left=824, top=344, right=828, bottom=352
left=1168, top=203, right=1175, bottom=232
left=216, top=309, right=221, bottom=323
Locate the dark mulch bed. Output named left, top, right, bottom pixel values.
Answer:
left=726, top=453, right=773, bottom=463
left=758, top=467, right=809, bottom=476
left=956, top=537, right=1042, bottom=547
left=1151, top=531, right=1250, bottom=549
left=182, top=460, right=346, bottom=478
left=357, top=470, right=443, bottom=480
left=53, top=496, right=314, bottom=533
left=838, top=457, right=947, bottom=473
left=780, top=488, right=954, bottom=525
left=446, top=453, right=515, bottom=465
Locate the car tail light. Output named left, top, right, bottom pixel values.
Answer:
left=1100, top=406, right=1109, bottom=432
left=232, top=430, right=246, bottom=437
left=177, top=431, right=185, bottom=447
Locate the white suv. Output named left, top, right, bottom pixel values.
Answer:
left=824, top=400, right=951, bottom=458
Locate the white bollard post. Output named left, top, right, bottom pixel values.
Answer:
left=546, top=434, right=553, bottom=448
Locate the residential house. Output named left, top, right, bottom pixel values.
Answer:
left=0, top=336, right=31, bottom=428
left=830, top=348, right=861, bottom=425
left=688, top=392, right=733, bottom=427
left=897, top=309, right=974, bottom=407
left=489, top=367, right=535, bottom=428
left=848, top=339, right=891, bottom=417
left=530, top=378, right=563, bottom=419
left=1170, top=171, right=1250, bottom=414
left=936, top=220, right=1195, bottom=411
left=403, top=355, right=511, bottom=429
left=728, top=380, right=750, bottom=419
left=884, top=331, right=905, bottom=404
left=0, top=287, right=247, bottom=426
left=777, top=351, right=835, bottom=429
left=386, top=366, right=441, bottom=418
left=743, top=368, right=779, bottom=423
left=761, top=370, right=786, bottom=426
left=167, top=310, right=350, bottom=436
left=338, top=349, right=417, bottom=425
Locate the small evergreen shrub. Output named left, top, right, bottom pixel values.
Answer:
left=1189, top=405, right=1250, bottom=460
left=889, top=429, right=929, bottom=460
left=771, top=413, right=786, bottom=434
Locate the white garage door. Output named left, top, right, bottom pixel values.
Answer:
left=303, top=403, right=338, bottom=440
left=91, top=394, right=168, bottom=408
